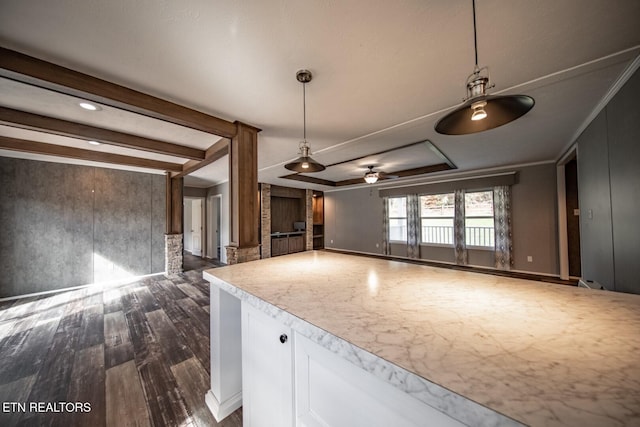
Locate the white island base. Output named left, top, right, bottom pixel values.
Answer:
left=204, top=284, right=243, bottom=421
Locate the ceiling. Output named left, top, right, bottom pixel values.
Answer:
left=1, top=0, right=639, bottom=189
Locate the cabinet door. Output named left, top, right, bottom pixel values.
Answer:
left=272, top=237, right=288, bottom=256
left=289, top=236, right=304, bottom=253
left=294, top=334, right=465, bottom=427
left=241, top=302, right=293, bottom=427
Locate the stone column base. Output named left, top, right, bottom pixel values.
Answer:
left=305, top=189, right=314, bottom=251
left=225, top=245, right=260, bottom=265
left=165, top=233, right=183, bottom=275
left=260, top=183, right=272, bottom=259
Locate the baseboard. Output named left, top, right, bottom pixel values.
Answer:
left=578, top=279, right=607, bottom=290
left=205, top=389, right=242, bottom=422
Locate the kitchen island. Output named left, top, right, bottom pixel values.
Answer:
left=203, top=251, right=640, bottom=426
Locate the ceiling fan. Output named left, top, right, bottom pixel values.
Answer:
left=363, top=165, right=398, bottom=184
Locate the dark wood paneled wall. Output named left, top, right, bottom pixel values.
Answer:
left=271, top=197, right=305, bottom=233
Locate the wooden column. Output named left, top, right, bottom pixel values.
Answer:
left=226, top=121, right=261, bottom=264
left=165, top=173, right=184, bottom=234
left=165, top=173, right=184, bottom=274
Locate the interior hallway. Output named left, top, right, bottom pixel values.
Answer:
left=0, top=268, right=241, bottom=427
left=183, top=251, right=224, bottom=272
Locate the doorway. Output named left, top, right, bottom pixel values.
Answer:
left=565, top=157, right=581, bottom=278
left=184, top=197, right=204, bottom=257
left=557, top=150, right=582, bottom=280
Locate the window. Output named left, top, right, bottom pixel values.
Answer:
left=388, top=197, right=407, bottom=241
left=465, top=191, right=494, bottom=247
left=420, top=193, right=454, bottom=245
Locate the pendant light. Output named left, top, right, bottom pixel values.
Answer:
left=285, top=70, right=326, bottom=173
left=435, top=0, right=534, bottom=135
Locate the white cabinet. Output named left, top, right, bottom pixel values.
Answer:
left=241, top=301, right=465, bottom=427
left=241, top=302, right=294, bottom=427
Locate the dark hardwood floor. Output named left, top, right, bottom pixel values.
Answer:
left=0, top=267, right=241, bottom=427
left=183, top=251, right=224, bottom=272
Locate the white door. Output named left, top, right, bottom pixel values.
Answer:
left=191, top=199, right=202, bottom=256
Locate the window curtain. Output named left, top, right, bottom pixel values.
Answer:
left=382, top=196, right=390, bottom=255
left=493, top=185, right=513, bottom=270
left=453, top=189, right=467, bottom=265
left=406, top=194, right=420, bottom=258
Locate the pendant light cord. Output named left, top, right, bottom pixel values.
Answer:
left=472, top=0, right=478, bottom=67
left=302, top=81, right=307, bottom=141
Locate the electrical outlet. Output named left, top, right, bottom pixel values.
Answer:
left=527, top=256, right=533, bottom=262
left=330, top=239, right=334, bottom=244
left=376, top=243, right=379, bottom=248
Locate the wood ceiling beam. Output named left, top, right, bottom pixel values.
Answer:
left=173, top=138, right=229, bottom=178
left=0, top=47, right=238, bottom=138
left=0, top=106, right=205, bottom=160
left=0, top=136, right=183, bottom=172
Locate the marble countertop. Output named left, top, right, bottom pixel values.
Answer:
left=204, top=251, right=640, bottom=427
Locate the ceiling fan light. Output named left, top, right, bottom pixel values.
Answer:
left=364, top=166, right=379, bottom=184
left=364, top=172, right=379, bottom=184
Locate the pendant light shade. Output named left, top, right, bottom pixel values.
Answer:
left=435, top=94, right=534, bottom=135
left=435, top=0, right=534, bottom=135
left=285, top=70, right=326, bottom=173
left=285, top=143, right=326, bottom=172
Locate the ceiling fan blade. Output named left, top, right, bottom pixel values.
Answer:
left=378, top=172, right=399, bottom=179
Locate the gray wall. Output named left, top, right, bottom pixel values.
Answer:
left=577, top=67, right=640, bottom=294
left=325, top=163, right=559, bottom=275
left=0, top=157, right=166, bottom=298
left=511, top=164, right=558, bottom=273
left=324, top=186, right=383, bottom=254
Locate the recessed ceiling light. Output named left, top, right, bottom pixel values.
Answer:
left=88, top=140, right=101, bottom=146
left=79, top=102, right=101, bottom=111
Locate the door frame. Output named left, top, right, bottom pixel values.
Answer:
left=557, top=146, right=578, bottom=281
left=207, top=194, right=222, bottom=260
